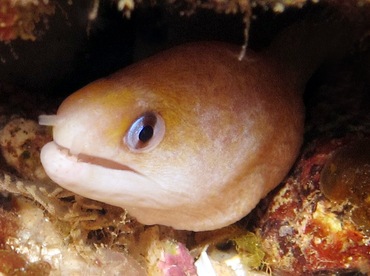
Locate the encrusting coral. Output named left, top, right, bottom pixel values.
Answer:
left=0, top=0, right=54, bottom=41
left=1, top=0, right=369, bottom=41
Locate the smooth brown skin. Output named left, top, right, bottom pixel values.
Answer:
left=40, top=42, right=305, bottom=231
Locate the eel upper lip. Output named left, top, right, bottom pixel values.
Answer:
left=57, top=144, right=137, bottom=172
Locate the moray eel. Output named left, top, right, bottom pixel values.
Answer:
left=39, top=18, right=352, bottom=231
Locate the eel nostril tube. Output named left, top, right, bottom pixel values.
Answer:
left=39, top=114, right=61, bottom=126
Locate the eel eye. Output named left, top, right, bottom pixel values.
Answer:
left=124, top=112, right=165, bottom=152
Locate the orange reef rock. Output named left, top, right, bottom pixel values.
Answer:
left=0, top=0, right=54, bottom=41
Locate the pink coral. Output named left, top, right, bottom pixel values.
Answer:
left=158, top=243, right=197, bottom=276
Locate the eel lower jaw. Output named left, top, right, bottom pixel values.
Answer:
left=40, top=141, right=165, bottom=209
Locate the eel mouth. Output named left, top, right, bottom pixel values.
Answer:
left=56, top=143, right=138, bottom=173
left=41, top=141, right=167, bottom=210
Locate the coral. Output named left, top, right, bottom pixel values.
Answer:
left=0, top=0, right=55, bottom=41
left=1, top=0, right=368, bottom=41
left=124, top=0, right=370, bottom=15
left=255, top=46, right=370, bottom=274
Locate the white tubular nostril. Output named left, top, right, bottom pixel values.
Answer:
left=38, top=115, right=61, bottom=126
